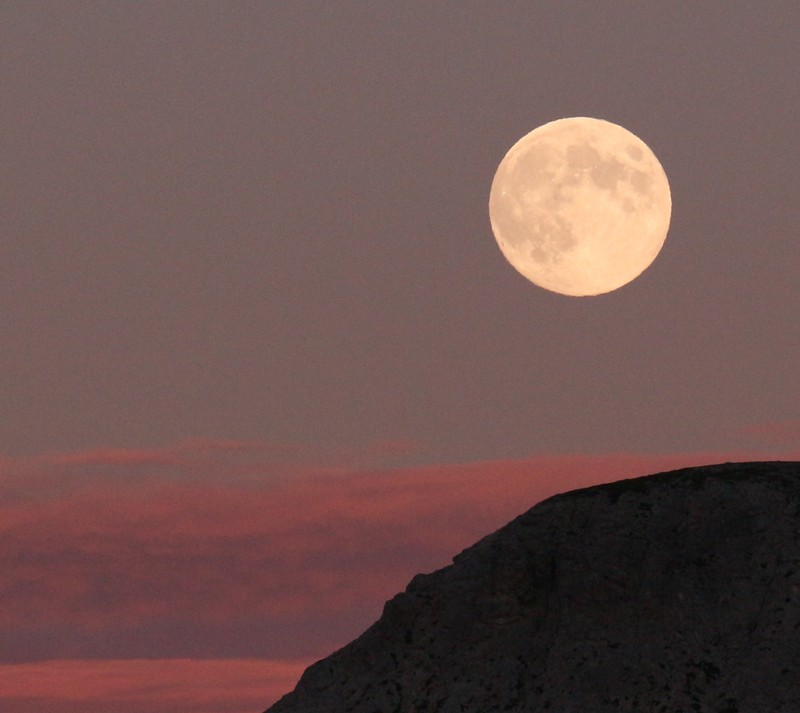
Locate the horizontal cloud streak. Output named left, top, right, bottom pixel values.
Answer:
left=2, top=440, right=797, bottom=710
left=738, top=419, right=800, bottom=447
left=0, top=658, right=310, bottom=713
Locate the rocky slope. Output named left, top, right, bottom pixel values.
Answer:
left=264, top=461, right=800, bottom=712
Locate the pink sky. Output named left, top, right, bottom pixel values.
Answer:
left=3, top=435, right=798, bottom=711
left=0, top=659, right=308, bottom=713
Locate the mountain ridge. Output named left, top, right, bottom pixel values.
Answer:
left=264, top=460, right=800, bottom=712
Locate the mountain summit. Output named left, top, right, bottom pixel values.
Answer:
left=264, top=461, right=800, bottom=712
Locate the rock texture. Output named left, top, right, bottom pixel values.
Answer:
left=264, top=461, right=800, bottom=712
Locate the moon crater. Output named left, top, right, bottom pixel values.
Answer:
left=489, top=117, right=671, bottom=296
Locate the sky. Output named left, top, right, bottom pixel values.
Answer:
left=1, top=2, right=799, bottom=711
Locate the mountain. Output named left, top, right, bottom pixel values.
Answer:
left=264, top=461, right=800, bottom=712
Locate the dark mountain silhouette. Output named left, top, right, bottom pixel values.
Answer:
left=264, top=461, right=800, bottom=712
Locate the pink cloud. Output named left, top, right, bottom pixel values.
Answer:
left=2, top=441, right=797, bottom=669
left=0, top=658, right=310, bottom=713
left=738, top=419, right=800, bottom=447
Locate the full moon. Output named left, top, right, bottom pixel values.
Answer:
left=489, top=117, right=671, bottom=296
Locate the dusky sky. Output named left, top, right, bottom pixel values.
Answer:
left=1, top=2, right=798, bottom=711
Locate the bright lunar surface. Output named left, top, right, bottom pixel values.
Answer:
left=489, top=117, right=671, bottom=296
